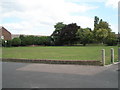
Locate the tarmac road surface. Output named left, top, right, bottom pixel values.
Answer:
left=2, top=62, right=119, bottom=88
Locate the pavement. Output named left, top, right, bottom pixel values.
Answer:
left=2, top=62, right=119, bottom=88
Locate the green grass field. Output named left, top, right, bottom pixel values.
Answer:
left=2, top=46, right=118, bottom=64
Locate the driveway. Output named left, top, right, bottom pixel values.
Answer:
left=2, top=62, right=119, bottom=88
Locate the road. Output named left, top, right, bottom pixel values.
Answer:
left=2, top=62, right=119, bottom=88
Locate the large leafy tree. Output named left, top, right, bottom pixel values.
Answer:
left=76, top=28, right=93, bottom=46
left=51, top=22, right=66, bottom=45
left=59, top=23, right=80, bottom=45
left=51, top=22, right=80, bottom=45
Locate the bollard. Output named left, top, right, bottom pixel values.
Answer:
left=102, top=49, right=105, bottom=66
left=111, top=48, right=114, bottom=63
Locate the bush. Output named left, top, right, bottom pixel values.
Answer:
left=105, top=39, right=117, bottom=46
left=34, top=36, right=52, bottom=46
left=2, top=40, right=5, bottom=47
left=6, top=40, right=12, bottom=47
left=19, top=35, right=26, bottom=46
left=105, top=32, right=117, bottom=46
left=2, top=40, right=12, bottom=47
left=12, top=38, right=21, bottom=46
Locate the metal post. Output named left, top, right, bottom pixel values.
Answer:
left=102, top=49, right=105, bottom=66
left=111, top=48, right=114, bottom=63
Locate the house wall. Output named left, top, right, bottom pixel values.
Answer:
left=0, top=27, right=12, bottom=40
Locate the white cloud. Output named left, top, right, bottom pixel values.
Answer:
left=67, top=0, right=119, bottom=9
left=1, top=0, right=118, bottom=35
left=1, top=0, right=97, bottom=35
left=110, top=23, right=118, bottom=33
left=105, top=0, right=119, bottom=8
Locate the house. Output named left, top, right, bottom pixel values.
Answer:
left=0, top=26, right=12, bottom=40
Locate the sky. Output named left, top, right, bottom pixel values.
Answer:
left=0, top=0, right=119, bottom=35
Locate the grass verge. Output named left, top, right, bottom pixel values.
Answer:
left=2, top=46, right=118, bottom=65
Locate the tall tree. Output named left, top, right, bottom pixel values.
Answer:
left=93, top=16, right=112, bottom=43
left=94, top=16, right=99, bottom=30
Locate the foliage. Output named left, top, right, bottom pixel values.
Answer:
left=35, top=36, right=51, bottom=46
left=51, top=22, right=66, bottom=45
left=2, top=40, right=12, bottom=47
left=2, top=40, right=5, bottom=47
left=76, top=28, right=93, bottom=46
left=3, top=16, right=117, bottom=47
left=19, top=35, right=52, bottom=46
left=60, top=23, right=80, bottom=45
left=6, top=40, right=12, bottom=47
left=54, top=22, right=66, bottom=31
left=19, top=35, right=26, bottom=46
left=93, top=16, right=113, bottom=44
left=24, top=36, right=35, bottom=45
left=98, top=19, right=111, bottom=30
left=95, top=29, right=108, bottom=44
left=94, top=16, right=99, bottom=30
left=105, top=32, right=117, bottom=46
left=12, top=38, right=21, bottom=46
left=52, top=23, right=80, bottom=45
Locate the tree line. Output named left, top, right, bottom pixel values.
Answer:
left=51, top=16, right=118, bottom=46
left=2, top=16, right=119, bottom=47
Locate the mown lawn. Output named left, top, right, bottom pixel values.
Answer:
left=2, top=46, right=118, bottom=64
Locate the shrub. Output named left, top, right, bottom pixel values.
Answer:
left=24, top=36, right=35, bottom=45
left=19, top=35, right=26, bottom=46
left=2, top=40, right=12, bottom=47
left=12, top=38, right=21, bottom=46
left=105, top=32, right=117, bottom=46
left=6, top=40, right=12, bottom=47
left=34, top=36, right=52, bottom=46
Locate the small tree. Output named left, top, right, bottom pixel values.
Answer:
left=12, top=38, right=21, bottom=46
left=95, top=29, right=108, bottom=44
left=76, top=28, right=93, bottom=46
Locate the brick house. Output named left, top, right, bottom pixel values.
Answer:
left=0, top=26, right=12, bottom=40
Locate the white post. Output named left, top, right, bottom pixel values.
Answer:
left=111, top=48, right=114, bottom=63
left=102, top=49, right=105, bottom=66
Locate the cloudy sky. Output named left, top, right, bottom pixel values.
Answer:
left=0, top=0, right=119, bottom=35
